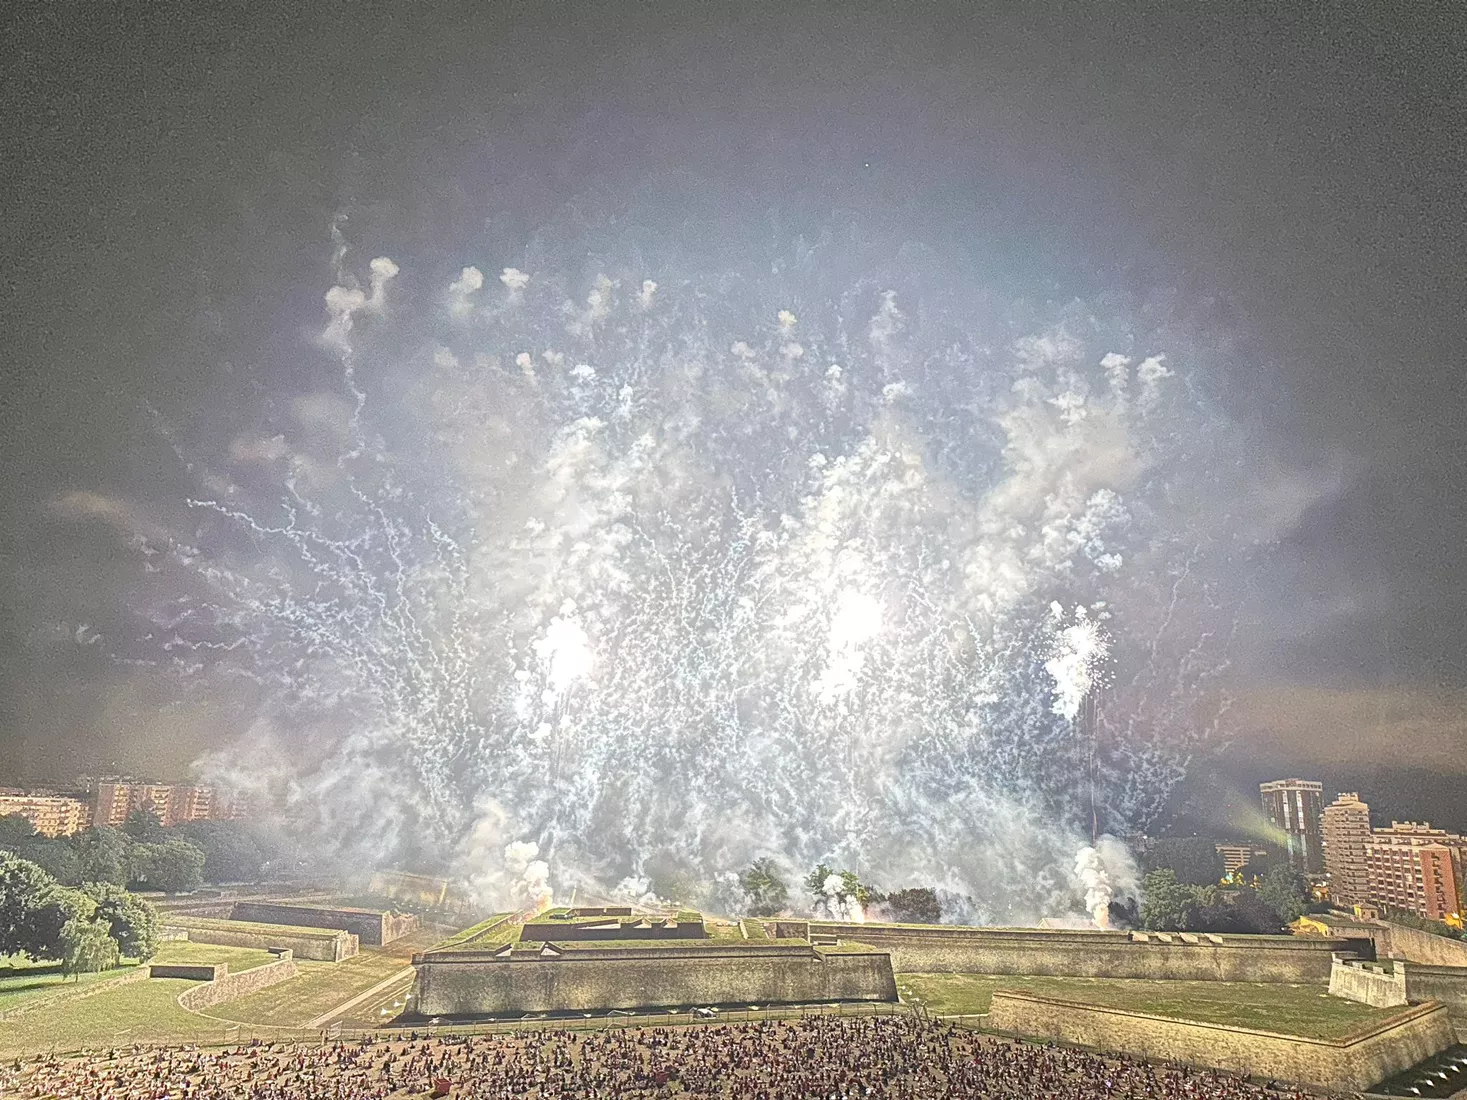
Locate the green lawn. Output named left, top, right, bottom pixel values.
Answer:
left=0, top=956, right=142, bottom=1016
left=210, top=948, right=411, bottom=1026
left=0, top=942, right=273, bottom=1022
left=433, top=914, right=516, bottom=949
left=150, top=941, right=278, bottom=972
left=0, top=940, right=287, bottom=1055
left=0, top=978, right=236, bottom=1054
left=895, top=974, right=1402, bottom=1039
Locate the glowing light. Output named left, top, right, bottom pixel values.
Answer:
left=99, top=244, right=1269, bottom=923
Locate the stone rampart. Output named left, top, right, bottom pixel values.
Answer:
left=163, top=915, right=358, bottom=961
left=986, top=990, right=1455, bottom=1093
left=230, top=902, right=418, bottom=946
left=1375, top=922, right=1467, bottom=968
left=1329, top=955, right=1407, bottom=1007
left=805, top=923, right=1354, bottom=983
left=1405, top=964, right=1467, bottom=1021
left=413, top=945, right=897, bottom=1016
left=176, top=953, right=298, bottom=1011
left=150, top=963, right=222, bottom=980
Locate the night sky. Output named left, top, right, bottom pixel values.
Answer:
left=3, top=2, right=1465, bottom=830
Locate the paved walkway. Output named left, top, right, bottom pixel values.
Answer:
left=306, top=967, right=414, bottom=1029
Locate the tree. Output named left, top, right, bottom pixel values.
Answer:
left=739, top=858, right=790, bottom=917
left=122, top=807, right=166, bottom=844
left=879, top=887, right=942, bottom=924
left=0, top=814, right=35, bottom=852
left=75, top=826, right=130, bottom=886
left=804, top=865, right=873, bottom=913
left=1234, top=848, right=1286, bottom=882
left=81, top=882, right=159, bottom=960
left=1140, top=869, right=1200, bottom=931
left=20, top=837, right=82, bottom=887
left=57, top=894, right=119, bottom=977
left=1257, top=865, right=1308, bottom=926
left=129, top=839, right=205, bottom=895
left=1143, top=838, right=1225, bottom=886
left=0, top=851, right=61, bottom=958
left=1229, top=886, right=1287, bottom=934
left=170, top=820, right=269, bottom=883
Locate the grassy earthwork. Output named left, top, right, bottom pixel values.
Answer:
left=0, top=941, right=278, bottom=1055
left=895, top=973, right=1405, bottom=1039
left=207, top=927, right=443, bottom=1027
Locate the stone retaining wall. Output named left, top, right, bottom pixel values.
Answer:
left=176, top=953, right=298, bottom=1011
left=150, top=963, right=222, bottom=981
left=162, top=916, right=358, bottom=961
left=163, top=915, right=357, bottom=962
left=1405, top=963, right=1467, bottom=1021
left=1329, top=955, right=1408, bottom=1007
left=805, top=923, right=1356, bottom=983
left=414, top=945, right=897, bottom=1016
left=986, top=990, right=1455, bottom=1093
left=230, top=902, right=418, bottom=946
left=1374, top=922, right=1467, bottom=969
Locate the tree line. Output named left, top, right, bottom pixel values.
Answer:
left=1138, top=837, right=1311, bottom=934
left=734, top=839, right=1312, bottom=933
left=0, top=852, right=159, bottom=975
left=737, top=859, right=942, bottom=923
left=0, top=808, right=285, bottom=896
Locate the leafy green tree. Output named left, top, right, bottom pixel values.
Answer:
left=170, top=820, right=269, bottom=883
left=878, top=887, right=942, bottom=924
left=20, top=837, right=82, bottom=887
left=81, top=882, right=159, bottom=960
left=129, top=839, right=205, bottom=895
left=0, top=851, right=62, bottom=958
left=1234, top=848, right=1286, bottom=882
left=0, top=814, right=35, bottom=852
left=58, top=895, right=119, bottom=977
left=805, top=863, right=836, bottom=899
left=1229, top=886, right=1287, bottom=934
left=75, top=826, right=130, bottom=886
left=1140, top=869, right=1199, bottom=931
left=1143, top=838, right=1225, bottom=886
left=1257, top=865, right=1308, bottom=925
left=739, top=858, right=790, bottom=916
left=122, top=807, right=166, bottom=844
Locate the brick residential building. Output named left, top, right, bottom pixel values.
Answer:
left=1322, top=792, right=1372, bottom=906
left=0, top=789, right=90, bottom=837
left=88, top=778, right=247, bottom=828
left=1366, top=821, right=1467, bottom=922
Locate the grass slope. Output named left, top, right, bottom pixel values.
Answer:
left=0, top=942, right=282, bottom=1055
left=212, top=929, right=442, bottom=1027
left=895, top=974, right=1401, bottom=1039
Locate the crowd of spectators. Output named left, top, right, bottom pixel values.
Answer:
left=4, top=1015, right=1326, bottom=1100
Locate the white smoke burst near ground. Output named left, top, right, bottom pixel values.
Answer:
left=101, top=233, right=1277, bottom=922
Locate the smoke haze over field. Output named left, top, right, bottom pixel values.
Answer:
left=4, top=2, right=1466, bottom=916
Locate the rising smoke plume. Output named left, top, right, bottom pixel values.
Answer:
left=64, top=224, right=1321, bottom=922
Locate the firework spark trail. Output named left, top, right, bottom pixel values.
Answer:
left=105, top=243, right=1291, bottom=922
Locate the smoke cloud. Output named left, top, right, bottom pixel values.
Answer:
left=79, top=228, right=1331, bottom=924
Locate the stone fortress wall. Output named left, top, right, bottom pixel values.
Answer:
left=985, top=990, right=1456, bottom=1093
left=230, top=901, right=418, bottom=946
left=174, top=951, right=300, bottom=1012
left=161, top=916, right=359, bottom=961
left=414, top=944, right=898, bottom=1016
left=1328, top=954, right=1408, bottom=1007
left=800, top=923, right=1359, bottom=983
left=1305, top=915, right=1467, bottom=1036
